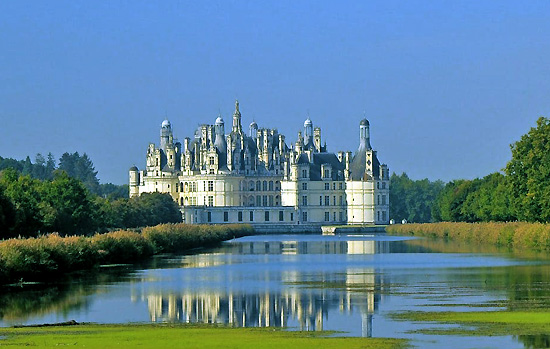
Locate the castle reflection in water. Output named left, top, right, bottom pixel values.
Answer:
left=134, top=238, right=390, bottom=337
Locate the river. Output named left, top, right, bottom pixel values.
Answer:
left=1, top=234, right=550, bottom=348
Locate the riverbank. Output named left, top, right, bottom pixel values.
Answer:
left=386, top=222, right=550, bottom=251
left=0, top=223, right=253, bottom=285
left=0, top=323, right=407, bottom=348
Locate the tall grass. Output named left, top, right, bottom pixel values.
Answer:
left=0, top=223, right=253, bottom=285
left=386, top=222, right=550, bottom=250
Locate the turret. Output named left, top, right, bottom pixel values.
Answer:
left=249, top=121, right=258, bottom=139
left=129, top=166, right=140, bottom=198
left=359, top=119, right=372, bottom=150
left=304, top=117, right=313, bottom=147
left=160, top=119, right=172, bottom=151
left=232, top=100, right=242, bottom=134
left=214, top=115, right=227, bottom=167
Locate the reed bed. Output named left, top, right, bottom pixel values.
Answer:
left=386, top=222, right=550, bottom=250
left=0, top=223, right=253, bottom=285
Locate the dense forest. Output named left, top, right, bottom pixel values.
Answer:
left=0, top=153, right=182, bottom=238
left=391, top=117, right=550, bottom=224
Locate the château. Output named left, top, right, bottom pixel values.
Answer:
left=129, top=101, right=389, bottom=229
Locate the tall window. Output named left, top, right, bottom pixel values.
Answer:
left=325, top=183, right=330, bottom=190
left=209, top=156, right=215, bottom=165
left=302, top=211, right=308, bottom=222
left=264, top=211, right=270, bottom=222
left=207, top=212, right=212, bottom=223
left=263, top=181, right=267, bottom=191
left=325, top=195, right=330, bottom=206
left=382, top=195, right=386, bottom=205
left=208, top=196, right=214, bottom=206
left=302, top=182, right=308, bottom=190
left=302, top=195, right=308, bottom=206
left=269, top=181, right=274, bottom=191
left=263, top=195, right=268, bottom=206
left=279, top=211, right=284, bottom=221
left=324, top=212, right=330, bottom=222
left=250, top=211, right=254, bottom=221
left=208, top=180, right=214, bottom=191
left=319, top=196, right=323, bottom=206
left=302, top=169, right=308, bottom=178
left=238, top=211, right=243, bottom=222
left=224, top=211, right=229, bottom=222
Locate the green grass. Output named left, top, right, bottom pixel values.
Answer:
left=391, top=310, right=550, bottom=337
left=0, top=323, right=407, bottom=348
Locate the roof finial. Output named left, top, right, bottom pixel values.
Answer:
left=235, top=99, right=239, bottom=112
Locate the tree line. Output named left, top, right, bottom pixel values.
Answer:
left=391, top=117, right=550, bottom=223
left=0, top=153, right=182, bottom=239
left=0, top=152, right=127, bottom=199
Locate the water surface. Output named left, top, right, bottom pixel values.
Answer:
left=2, top=234, right=550, bottom=348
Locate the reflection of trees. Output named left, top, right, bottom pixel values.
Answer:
left=517, top=334, right=550, bottom=349
left=0, top=267, right=136, bottom=325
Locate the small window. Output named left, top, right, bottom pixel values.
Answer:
left=339, top=182, right=343, bottom=190
left=302, top=195, right=308, bottom=206
left=269, top=181, right=274, bottom=191
left=208, top=181, right=214, bottom=191
left=208, top=196, right=214, bottom=206
left=325, top=183, right=329, bottom=190
left=333, top=212, right=336, bottom=221
left=325, top=212, right=330, bottom=222
left=290, top=212, right=294, bottom=221
left=265, top=211, right=270, bottom=222
left=207, top=212, right=212, bottom=223
left=339, top=211, right=343, bottom=221
left=319, top=196, right=323, bottom=206
left=302, top=211, right=308, bottom=222
left=224, top=211, right=229, bottom=222
left=238, top=211, right=243, bottom=222
left=250, top=211, right=254, bottom=221
left=325, top=196, right=330, bottom=206
left=302, top=169, right=308, bottom=178
left=302, top=182, right=308, bottom=190
left=209, top=156, right=215, bottom=165
left=377, top=182, right=380, bottom=189
left=279, top=211, right=284, bottom=221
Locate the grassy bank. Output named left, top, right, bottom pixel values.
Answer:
left=0, top=223, right=253, bottom=285
left=392, top=309, right=550, bottom=343
left=0, top=323, right=406, bottom=348
left=386, top=222, right=550, bottom=251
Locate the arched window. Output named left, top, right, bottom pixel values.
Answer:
left=262, top=181, right=267, bottom=191
left=269, top=181, right=274, bottom=191
left=256, top=181, right=261, bottom=191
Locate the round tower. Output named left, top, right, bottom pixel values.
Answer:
left=129, top=166, right=140, bottom=198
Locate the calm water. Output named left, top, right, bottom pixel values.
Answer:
left=2, top=234, right=550, bottom=348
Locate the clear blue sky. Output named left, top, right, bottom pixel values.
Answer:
left=1, top=1, right=549, bottom=184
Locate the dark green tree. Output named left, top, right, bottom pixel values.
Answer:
left=0, top=168, right=43, bottom=237
left=58, top=152, right=100, bottom=195
left=39, top=171, right=98, bottom=235
left=505, top=117, right=550, bottom=222
left=390, top=172, right=444, bottom=223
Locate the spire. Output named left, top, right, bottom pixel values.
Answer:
left=232, top=99, right=242, bottom=134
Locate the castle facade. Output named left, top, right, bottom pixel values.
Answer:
left=129, top=101, right=389, bottom=227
